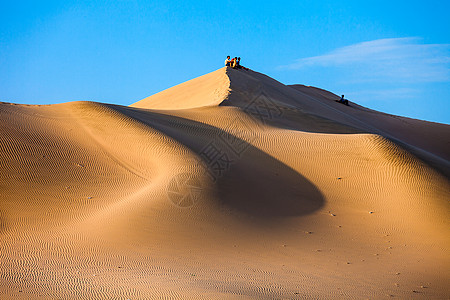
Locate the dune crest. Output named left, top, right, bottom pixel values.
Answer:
left=131, top=67, right=231, bottom=110
left=1, top=68, right=449, bottom=299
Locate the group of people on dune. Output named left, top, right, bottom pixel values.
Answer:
left=225, top=56, right=249, bottom=70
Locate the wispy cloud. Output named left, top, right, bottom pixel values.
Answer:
left=280, top=37, right=450, bottom=83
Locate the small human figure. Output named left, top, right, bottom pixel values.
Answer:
left=336, top=95, right=349, bottom=106
left=225, top=56, right=232, bottom=67
left=230, top=57, right=237, bottom=68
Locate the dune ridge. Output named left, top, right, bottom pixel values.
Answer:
left=1, top=67, right=449, bottom=299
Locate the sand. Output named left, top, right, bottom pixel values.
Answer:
left=1, top=67, right=449, bottom=299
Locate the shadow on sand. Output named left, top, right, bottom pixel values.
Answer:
left=108, top=104, right=325, bottom=219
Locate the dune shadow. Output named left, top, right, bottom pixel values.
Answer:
left=214, top=146, right=324, bottom=217
left=108, top=104, right=325, bottom=219
left=221, top=68, right=364, bottom=135
left=227, top=96, right=365, bottom=135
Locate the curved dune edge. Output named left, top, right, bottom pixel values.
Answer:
left=1, top=68, right=449, bottom=299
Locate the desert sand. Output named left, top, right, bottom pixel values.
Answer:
left=1, top=67, right=449, bottom=299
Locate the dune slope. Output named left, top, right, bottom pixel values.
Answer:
left=1, top=67, right=449, bottom=299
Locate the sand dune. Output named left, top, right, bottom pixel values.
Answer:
left=1, top=67, right=449, bottom=299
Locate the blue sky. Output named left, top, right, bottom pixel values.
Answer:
left=1, top=0, right=449, bottom=124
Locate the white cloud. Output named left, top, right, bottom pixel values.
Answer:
left=280, top=38, right=450, bottom=83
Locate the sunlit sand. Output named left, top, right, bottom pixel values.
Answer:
left=1, top=67, right=449, bottom=299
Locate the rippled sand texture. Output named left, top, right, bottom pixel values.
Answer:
left=1, top=67, right=449, bottom=299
